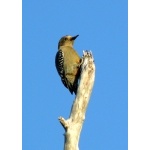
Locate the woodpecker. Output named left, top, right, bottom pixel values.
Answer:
left=55, top=35, right=81, bottom=95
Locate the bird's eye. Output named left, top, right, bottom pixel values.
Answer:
left=64, top=38, right=67, bottom=41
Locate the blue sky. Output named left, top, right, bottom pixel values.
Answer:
left=23, top=0, right=127, bottom=150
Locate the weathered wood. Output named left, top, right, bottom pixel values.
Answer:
left=59, top=51, right=95, bottom=150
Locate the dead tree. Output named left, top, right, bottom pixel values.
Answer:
left=59, top=51, right=95, bottom=150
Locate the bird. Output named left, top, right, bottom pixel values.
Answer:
left=55, top=35, right=81, bottom=95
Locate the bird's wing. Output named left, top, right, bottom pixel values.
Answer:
left=55, top=50, right=64, bottom=77
left=55, top=50, right=68, bottom=87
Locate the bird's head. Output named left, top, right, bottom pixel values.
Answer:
left=58, top=35, right=79, bottom=49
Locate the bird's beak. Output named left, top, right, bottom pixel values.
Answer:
left=71, top=35, right=79, bottom=40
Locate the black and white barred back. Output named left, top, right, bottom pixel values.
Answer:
left=55, top=50, right=74, bottom=93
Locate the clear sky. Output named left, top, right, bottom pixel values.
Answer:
left=23, top=0, right=128, bottom=150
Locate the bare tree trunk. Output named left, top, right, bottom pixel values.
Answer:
left=59, top=51, right=95, bottom=150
